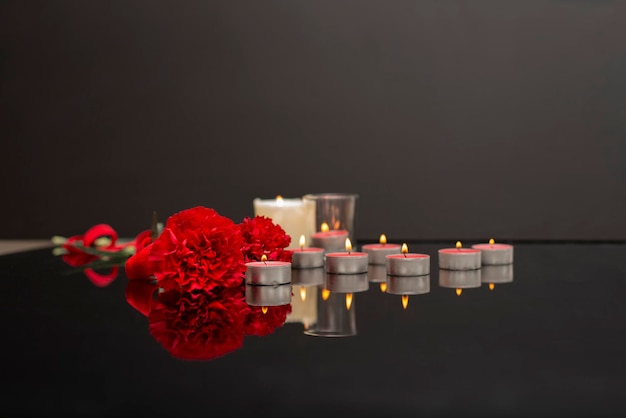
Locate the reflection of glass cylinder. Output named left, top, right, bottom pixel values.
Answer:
left=386, top=275, right=430, bottom=295
left=304, top=290, right=357, bottom=337
left=245, top=284, right=292, bottom=306
left=302, top=193, right=359, bottom=242
left=481, top=264, right=514, bottom=284
left=286, top=285, right=318, bottom=327
left=438, top=269, right=482, bottom=289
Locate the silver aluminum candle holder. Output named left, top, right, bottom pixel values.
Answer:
left=438, top=248, right=481, bottom=270
left=361, top=243, right=402, bottom=265
left=471, top=243, right=514, bottom=265
left=438, top=269, right=482, bottom=289
left=292, top=267, right=325, bottom=287
left=325, top=251, right=369, bottom=274
left=324, top=272, right=369, bottom=293
left=245, top=261, right=292, bottom=285
left=481, top=264, right=514, bottom=284
left=291, top=247, right=325, bottom=268
left=386, top=253, right=430, bottom=276
left=245, top=283, right=292, bottom=306
left=367, top=264, right=387, bottom=283
left=386, top=274, right=431, bottom=295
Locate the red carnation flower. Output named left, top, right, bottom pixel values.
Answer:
left=244, top=304, right=292, bottom=336
left=239, top=216, right=292, bottom=263
left=149, top=286, right=248, bottom=361
left=146, top=206, right=246, bottom=292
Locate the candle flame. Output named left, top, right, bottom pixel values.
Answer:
left=300, top=286, right=307, bottom=301
left=345, top=238, right=352, bottom=252
left=456, top=288, right=463, bottom=296
left=261, top=254, right=268, bottom=263
left=401, top=243, right=408, bottom=254
left=379, top=234, right=387, bottom=245
left=299, top=234, right=306, bottom=249
left=321, top=222, right=329, bottom=233
left=261, top=306, right=268, bottom=314
left=489, top=238, right=495, bottom=245
left=402, top=295, right=409, bottom=309
left=276, top=195, right=284, bottom=206
left=322, top=288, right=330, bottom=301
left=333, top=220, right=341, bottom=230
left=379, top=282, right=387, bottom=293
left=345, top=293, right=353, bottom=310
left=489, top=283, right=495, bottom=291
left=456, top=241, right=462, bottom=249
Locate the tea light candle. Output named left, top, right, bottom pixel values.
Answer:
left=438, top=241, right=481, bottom=270
left=471, top=238, right=514, bottom=265
left=325, top=238, right=368, bottom=274
left=253, top=195, right=315, bottom=249
left=245, top=255, right=292, bottom=285
left=291, top=235, right=325, bottom=268
left=310, top=222, right=349, bottom=252
left=361, top=234, right=402, bottom=265
left=386, top=243, right=430, bottom=276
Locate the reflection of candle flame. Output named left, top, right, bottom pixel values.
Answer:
left=489, top=283, right=495, bottom=290
left=300, top=286, right=307, bottom=301
left=345, top=293, right=353, bottom=310
left=345, top=238, right=352, bottom=253
left=456, top=241, right=462, bottom=249
left=380, top=283, right=387, bottom=293
left=456, top=288, right=462, bottom=296
left=333, top=220, right=341, bottom=230
left=322, top=288, right=330, bottom=301
left=299, top=234, right=306, bottom=250
left=489, top=238, right=495, bottom=245
left=321, top=222, right=329, bottom=232
left=379, top=234, right=387, bottom=245
left=261, top=254, right=268, bottom=263
left=262, top=306, right=268, bottom=314
left=401, top=243, right=408, bottom=257
left=402, top=295, right=409, bottom=309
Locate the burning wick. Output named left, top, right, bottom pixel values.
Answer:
left=379, top=234, right=387, bottom=245
left=299, top=234, right=306, bottom=250
left=345, top=238, right=352, bottom=255
left=345, top=293, right=353, bottom=310
left=402, top=295, right=409, bottom=309
left=261, top=254, right=267, bottom=265
left=401, top=243, right=408, bottom=258
left=456, top=288, right=463, bottom=296
left=489, top=238, right=495, bottom=247
left=456, top=241, right=462, bottom=251
left=321, top=222, right=329, bottom=233
left=379, top=283, right=387, bottom=293
left=261, top=306, right=268, bottom=314
left=322, top=288, right=330, bottom=301
left=489, top=283, right=495, bottom=291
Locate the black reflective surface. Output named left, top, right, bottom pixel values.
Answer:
left=3, top=242, right=626, bottom=417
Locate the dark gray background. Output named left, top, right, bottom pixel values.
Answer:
left=2, top=0, right=625, bottom=241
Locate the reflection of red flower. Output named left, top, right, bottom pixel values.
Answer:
left=127, top=207, right=246, bottom=293
left=245, top=304, right=292, bottom=336
left=148, top=286, right=249, bottom=361
left=62, top=224, right=121, bottom=267
left=239, top=216, right=292, bottom=263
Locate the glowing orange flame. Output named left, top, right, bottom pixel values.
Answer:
left=300, top=286, right=307, bottom=301
left=379, top=234, right=387, bottom=245
left=261, top=254, right=268, bottom=263
left=456, top=241, right=462, bottom=249
left=489, top=238, right=495, bottom=245
left=489, top=283, right=495, bottom=290
left=322, top=288, right=330, bottom=301
left=299, top=234, right=306, bottom=249
left=379, top=283, right=387, bottom=293
left=261, top=306, right=268, bottom=314
left=333, top=220, right=341, bottom=230
left=345, top=238, right=352, bottom=252
left=402, top=295, right=409, bottom=309
left=276, top=195, right=283, bottom=202
left=345, top=293, right=353, bottom=310
left=456, top=288, right=463, bottom=296
left=321, top=222, right=329, bottom=233
left=401, top=243, right=409, bottom=254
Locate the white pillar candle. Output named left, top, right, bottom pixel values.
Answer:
left=471, top=239, right=514, bottom=265
left=245, top=255, right=291, bottom=285
left=386, top=243, right=430, bottom=276
left=438, top=241, right=481, bottom=270
left=325, top=238, right=368, bottom=274
left=291, top=235, right=325, bottom=268
left=245, top=283, right=292, bottom=306
left=361, top=233, right=402, bottom=265
left=253, top=195, right=315, bottom=249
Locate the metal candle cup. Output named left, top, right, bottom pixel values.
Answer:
left=310, top=230, right=349, bottom=252
left=325, top=252, right=368, bottom=274
left=438, top=248, right=481, bottom=270
left=245, top=283, right=292, bottom=306
left=386, top=253, right=430, bottom=276
left=291, top=247, right=325, bottom=268
left=386, top=274, right=431, bottom=295
left=324, top=272, right=369, bottom=293
left=471, top=243, right=514, bottom=265
left=361, top=243, right=402, bottom=265
left=245, top=260, right=292, bottom=285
